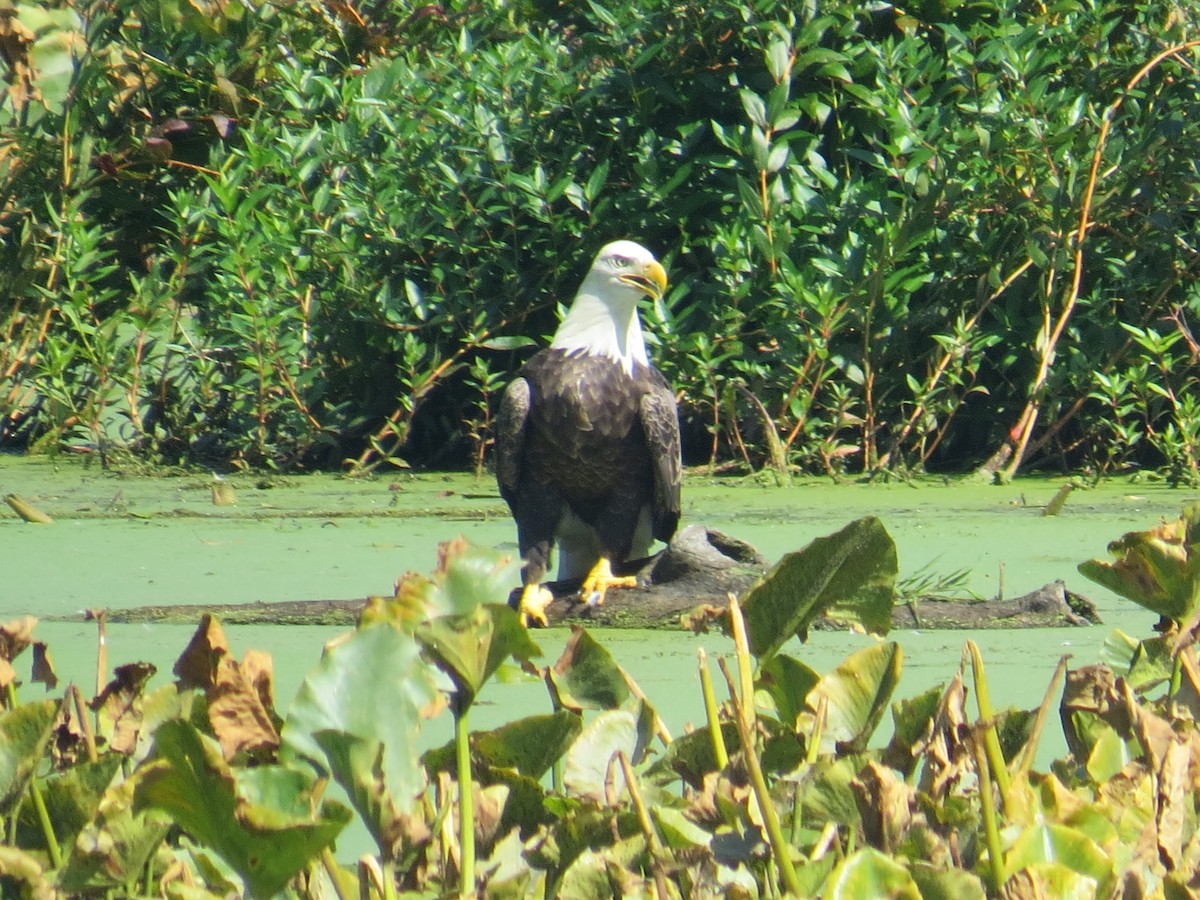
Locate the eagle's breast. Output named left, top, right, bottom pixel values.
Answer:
left=521, top=349, right=654, bottom=502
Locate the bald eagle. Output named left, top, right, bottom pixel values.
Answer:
left=496, top=240, right=682, bottom=625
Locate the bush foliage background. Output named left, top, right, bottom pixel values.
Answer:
left=3, top=0, right=1200, bottom=478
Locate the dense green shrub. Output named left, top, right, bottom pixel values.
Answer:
left=3, top=0, right=1200, bottom=477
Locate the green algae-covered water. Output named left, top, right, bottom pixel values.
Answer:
left=1, top=455, right=1190, bottom=767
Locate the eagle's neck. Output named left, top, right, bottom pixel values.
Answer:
left=550, top=287, right=648, bottom=377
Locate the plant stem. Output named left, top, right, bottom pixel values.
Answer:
left=721, top=600, right=801, bottom=896
left=1012, top=654, right=1070, bottom=779
left=455, top=704, right=475, bottom=896
left=698, top=649, right=729, bottom=769
left=727, top=594, right=756, bottom=734
left=617, top=752, right=673, bottom=898
left=726, top=678, right=801, bottom=896
left=972, top=736, right=1006, bottom=893
left=966, top=641, right=1011, bottom=810
left=5, top=684, right=62, bottom=869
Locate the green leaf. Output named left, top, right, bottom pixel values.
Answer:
left=134, top=720, right=351, bottom=898
left=1085, top=725, right=1131, bottom=784
left=478, top=335, right=537, bottom=351
left=59, top=773, right=172, bottom=893
left=280, top=621, right=440, bottom=792
left=739, top=89, right=768, bottom=128
left=36, top=754, right=124, bottom=852
left=0, top=699, right=59, bottom=813
left=1005, top=823, right=1112, bottom=885
left=312, top=730, right=414, bottom=862
left=546, top=626, right=631, bottom=711
left=416, top=603, right=539, bottom=709
left=809, top=642, right=903, bottom=754
left=471, top=711, right=582, bottom=780
left=823, top=847, right=921, bottom=898
left=563, top=708, right=650, bottom=801
left=908, top=863, right=987, bottom=899
left=757, top=653, right=820, bottom=728
left=741, top=516, right=897, bottom=661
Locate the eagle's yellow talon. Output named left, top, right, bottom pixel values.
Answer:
left=519, top=584, right=555, bottom=627
left=580, top=558, right=638, bottom=608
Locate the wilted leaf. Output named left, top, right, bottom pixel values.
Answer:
left=207, top=652, right=280, bottom=760
left=0, top=616, right=37, bottom=664
left=0, top=846, right=53, bottom=899
left=741, top=516, right=896, bottom=661
left=91, top=662, right=156, bottom=755
left=1000, top=865, right=1100, bottom=899
left=918, top=669, right=971, bottom=800
left=173, top=614, right=227, bottom=690
left=1078, top=505, right=1200, bottom=623
left=851, top=761, right=914, bottom=853
left=1155, top=737, right=1190, bottom=869
left=31, top=642, right=56, bottom=689
left=312, top=729, right=430, bottom=862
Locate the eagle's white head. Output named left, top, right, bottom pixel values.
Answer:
left=550, top=240, right=668, bottom=375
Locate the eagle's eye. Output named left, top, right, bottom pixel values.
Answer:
left=610, top=255, right=631, bottom=269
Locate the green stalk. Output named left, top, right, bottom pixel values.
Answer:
left=455, top=702, right=475, bottom=896
left=698, top=649, right=729, bottom=769
left=720, top=614, right=802, bottom=899
left=727, top=685, right=801, bottom=896
left=972, top=736, right=1006, bottom=893
left=320, top=848, right=356, bottom=900
left=966, top=641, right=1011, bottom=809
left=618, top=752, right=673, bottom=898
left=5, top=684, right=61, bottom=868
left=727, top=594, right=756, bottom=733
left=1012, top=654, right=1069, bottom=779
left=543, top=670, right=563, bottom=793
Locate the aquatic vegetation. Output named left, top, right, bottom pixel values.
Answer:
left=1, top=514, right=1199, bottom=896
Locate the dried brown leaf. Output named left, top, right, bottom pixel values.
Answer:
left=1171, top=649, right=1200, bottom=722
left=0, top=658, right=15, bottom=690
left=31, top=642, right=57, bottom=690
left=207, top=655, right=280, bottom=760
left=92, top=662, right=157, bottom=754
left=851, top=761, right=914, bottom=854
left=1155, top=738, right=1190, bottom=869
left=999, top=869, right=1048, bottom=899
left=173, top=614, right=228, bottom=690
left=0, top=616, right=37, bottom=664
left=917, top=668, right=971, bottom=800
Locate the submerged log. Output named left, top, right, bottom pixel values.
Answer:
left=92, top=524, right=1101, bottom=630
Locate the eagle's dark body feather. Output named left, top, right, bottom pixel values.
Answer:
left=496, top=348, right=680, bottom=588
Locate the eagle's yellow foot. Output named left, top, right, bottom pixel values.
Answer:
left=519, top=584, right=555, bottom=628
left=581, top=557, right=639, bottom=608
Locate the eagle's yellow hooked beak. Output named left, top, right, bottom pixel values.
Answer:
left=621, top=259, right=668, bottom=301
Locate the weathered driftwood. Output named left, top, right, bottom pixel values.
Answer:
left=91, top=524, right=1100, bottom=630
